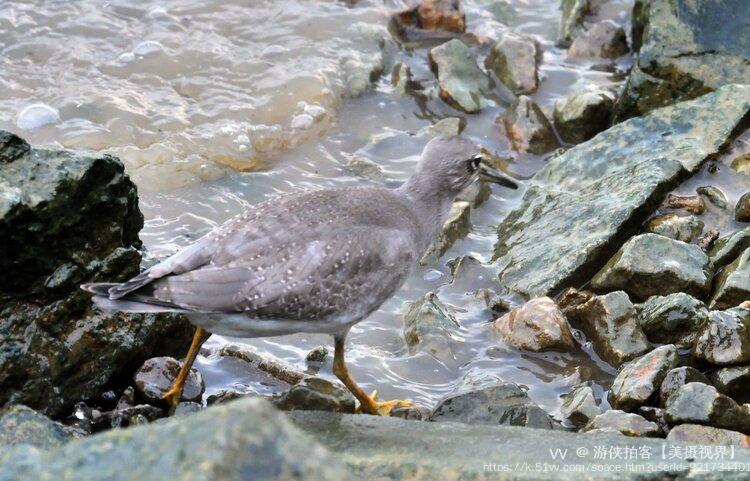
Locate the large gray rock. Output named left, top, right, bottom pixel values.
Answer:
left=493, top=85, right=750, bottom=299
left=500, top=96, right=559, bottom=155
left=644, top=213, right=704, bottom=243
left=614, top=0, right=750, bottom=121
left=636, top=292, right=708, bottom=347
left=560, top=384, right=601, bottom=428
left=553, top=88, right=614, bottom=145
left=581, top=410, right=661, bottom=437
left=610, top=345, right=677, bottom=411
left=707, top=366, right=750, bottom=404
left=693, top=307, right=750, bottom=367
left=709, top=226, right=750, bottom=269
left=429, top=39, right=492, bottom=113
left=492, top=297, right=576, bottom=352
left=272, top=377, right=355, bottom=414
left=419, top=201, right=470, bottom=265
left=0, top=398, right=346, bottom=481
left=403, top=292, right=461, bottom=363
left=134, top=357, right=204, bottom=405
left=0, top=405, right=80, bottom=449
left=485, top=31, right=539, bottom=95
left=0, top=131, right=193, bottom=416
left=665, top=382, right=750, bottom=434
left=659, top=367, right=711, bottom=407
left=590, top=233, right=712, bottom=301
left=667, top=424, right=750, bottom=446
left=710, top=248, right=750, bottom=309
left=567, top=20, right=628, bottom=59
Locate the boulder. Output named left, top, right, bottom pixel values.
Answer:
left=665, top=382, right=750, bottom=434
left=493, top=297, right=576, bottom=352
left=553, top=89, right=614, bottom=145
left=560, top=384, right=602, bottom=427
left=567, top=20, right=628, bottom=59
left=133, top=357, right=205, bottom=405
left=710, top=248, right=750, bottom=309
left=636, top=293, right=708, bottom=346
left=610, top=345, right=677, bottom=411
left=403, top=292, right=461, bottom=363
left=709, top=227, right=750, bottom=270
left=420, top=201, right=470, bottom=265
left=0, top=131, right=193, bottom=416
left=428, top=39, right=492, bottom=113
left=614, top=0, right=750, bottom=121
left=272, top=377, right=355, bottom=413
left=736, top=192, right=750, bottom=222
left=564, top=291, right=650, bottom=366
left=0, top=405, right=80, bottom=449
left=485, top=32, right=539, bottom=95
left=500, top=96, right=559, bottom=155
left=667, top=424, right=750, bottom=447
left=581, top=410, right=661, bottom=437
left=590, top=234, right=712, bottom=301
left=558, top=0, right=589, bottom=45
left=707, top=366, right=750, bottom=404
left=659, top=367, right=711, bottom=407
left=494, top=85, right=750, bottom=299
left=644, top=214, right=704, bottom=243
left=693, top=307, right=750, bottom=367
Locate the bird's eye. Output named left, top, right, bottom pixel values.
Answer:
left=469, top=155, right=482, bottom=171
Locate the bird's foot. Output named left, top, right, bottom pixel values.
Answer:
left=356, top=390, right=417, bottom=416
left=162, top=384, right=183, bottom=409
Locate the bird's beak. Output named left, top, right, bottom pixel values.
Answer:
left=477, top=158, right=518, bottom=190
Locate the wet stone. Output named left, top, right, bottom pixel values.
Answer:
left=591, top=234, right=712, bottom=301
left=0, top=130, right=30, bottom=163
left=697, top=229, right=720, bottom=252
left=556, top=287, right=594, bottom=317
left=0, top=405, right=80, bottom=449
left=567, top=20, right=628, bottom=59
left=693, top=307, right=750, bottom=367
left=134, top=356, right=205, bottom=404
left=709, top=226, right=750, bottom=270
left=553, top=88, right=614, bottom=145
left=422, top=117, right=466, bottom=139
left=581, top=410, right=661, bottom=437
left=560, top=384, right=602, bottom=428
left=305, top=346, right=328, bottom=363
left=347, top=157, right=383, bottom=181
left=428, top=39, right=491, bottom=113
left=173, top=402, right=202, bottom=416
left=392, top=0, right=465, bottom=42
left=732, top=154, right=750, bottom=176
left=456, top=178, right=490, bottom=208
left=636, top=407, right=668, bottom=436
left=710, top=248, right=750, bottom=309
left=667, top=424, right=750, bottom=447
left=403, top=291, right=461, bottom=363
left=391, top=62, right=415, bottom=96
left=610, top=345, right=677, bottom=411
left=500, top=96, right=559, bottom=155
left=485, top=31, right=539, bottom=95
left=420, top=200, right=470, bottom=265
left=493, top=297, right=576, bottom=352
left=108, top=404, right=164, bottom=429
left=644, top=214, right=703, bottom=243
left=706, top=366, right=750, bottom=405
left=735, top=192, right=750, bottom=222
left=665, top=382, right=750, bottom=434
left=697, top=186, right=728, bottom=209
left=558, top=0, right=590, bottom=45
left=206, top=388, right=254, bottom=406
left=636, top=293, right=708, bottom=347
left=565, top=291, right=650, bottom=366
left=273, top=377, right=355, bottom=414
left=666, top=194, right=706, bottom=215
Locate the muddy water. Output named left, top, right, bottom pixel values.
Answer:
left=1, top=0, right=640, bottom=416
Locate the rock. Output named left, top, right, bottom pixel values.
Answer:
left=419, top=201, right=470, bottom=265
left=391, top=62, right=415, bottom=96
left=735, top=192, right=750, bottom=222
left=610, top=345, right=677, bottom=411
left=552, top=89, right=614, bottom=145
left=697, top=186, right=728, bottom=209
left=710, top=248, right=750, bottom=309
left=347, top=157, right=383, bottom=181
left=697, top=229, right=720, bottom=252
left=591, top=234, right=712, bottom=301
left=273, top=377, right=355, bottom=413
left=636, top=293, right=708, bottom=346
left=115, top=386, right=136, bottom=410
left=564, top=291, right=650, bottom=366
left=403, top=292, right=461, bottom=363
left=108, top=404, right=164, bottom=429
left=644, top=214, right=703, bottom=243
left=500, top=96, right=559, bottom=155
left=560, top=384, right=601, bottom=427
left=133, top=357, right=205, bottom=404
left=667, top=424, right=750, bottom=447
left=218, top=343, right=306, bottom=385
left=173, top=402, right=202, bottom=416
left=494, top=85, right=750, bottom=299
left=636, top=407, right=669, bottom=436
left=709, top=227, right=750, bottom=270
left=707, top=366, right=750, bottom=404
left=558, top=0, right=590, bottom=45
left=484, top=32, right=539, bottom=95
left=455, top=179, right=490, bottom=208
left=614, top=0, right=750, bottom=121
left=421, top=117, right=466, bottom=139
left=0, top=405, right=79, bottom=449
left=732, top=153, right=750, bottom=176
left=556, top=287, right=594, bottom=316
left=0, top=398, right=346, bottom=481
left=665, top=382, right=750, bottom=434
left=206, top=388, right=253, bottom=406
left=392, top=0, right=465, bottom=42
left=428, top=39, right=492, bottom=113
left=581, top=410, right=661, bottom=437
left=429, top=381, right=556, bottom=429
left=666, top=193, right=706, bottom=215
left=305, top=346, right=328, bottom=363
left=0, top=131, right=193, bottom=417
left=493, top=297, right=576, bottom=352
left=693, top=307, right=750, bottom=367
left=567, top=20, right=628, bottom=59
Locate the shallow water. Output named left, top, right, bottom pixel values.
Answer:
left=1, top=0, right=656, bottom=416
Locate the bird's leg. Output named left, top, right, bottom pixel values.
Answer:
left=163, top=326, right=211, bottom=409
left=332, top=335, right=416, bottom=416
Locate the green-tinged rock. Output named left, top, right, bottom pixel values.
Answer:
left=610, top=345, right=677, bottom=411
left=736, top=192, right=750, bottom=222
left=565, top=291, right=650, bottom=366
left=644, top=214, right=704, bottom=243
left=591, top=234, right=712, bottom=301
left=636, top=292, right=708, bottom=346
left=493, top=297, right=576, bottom=352
left=558, top=0, right=589, bottom=45
left=665, top=382, right=750, bottom=434
left=560, top=384, right=601, bottom=428
left=420, top=200, right=470, bottom=265
left=709, top=227, right=750, bottom=269
left=553, top=88, right=614, bottom=145
left=707, top=366, right=750, bottom=404
left=272, top=377, right=355, bottom=413
left=421, top=117, right=466, bottom=139
left=581, top=410, right=661, bottom=437
left=659, top=367, right=711, bottom=407
left=0, top=405, right=80, bottom=449
left=494, top=85, right=750, bottom=299
left=347, top=156, right=383, bottom=181
left=667, top=424, right=750, bottom=447
left=0, top=398, right=346, bottom=481
left=697, top=186, right=728, bottom=209
left=428, top=39, right=492, bottom=113
left=732, top=154, right=750, bottom=176
left=614, top=0, right=750, bottom=121
left=485, top=31, right=539, bottom=95
left=456, top=179, right=490, bottom=208
left=403, top=291, right=461, bottom=363
left=567, top=20, right=628, bottom=59
left=391, top=62, right=414, bottom=95
left=500, top=96, right=559, bottom=155
left=693, top=307, right=750, bottom=366
left=710, top=248, right=750, bottom=309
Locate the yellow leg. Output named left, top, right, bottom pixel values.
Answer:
left=163, top=326, right=211, bottom=408
left=332, top=335, right=416, bottom=416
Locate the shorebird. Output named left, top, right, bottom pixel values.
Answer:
left=82, top=136, right=517, bottom=415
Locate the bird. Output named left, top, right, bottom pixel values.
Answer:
left=81, top=135, right=518, bottom=415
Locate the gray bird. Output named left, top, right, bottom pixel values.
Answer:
left=82, top=136, right=517, bottom=415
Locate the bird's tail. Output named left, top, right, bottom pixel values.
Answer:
left=81, top=282, right=189, bottom=313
